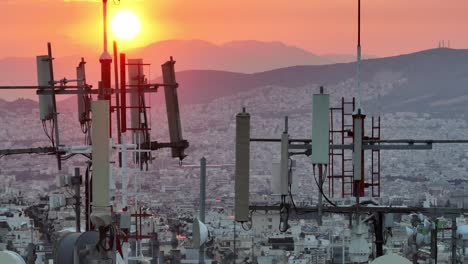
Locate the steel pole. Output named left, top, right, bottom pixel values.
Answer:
left=452, top=216, right=457, bottom=264
left=356, top=0, right=362, bottom=110
left=113, top=41, right=122, bottom=166
left=318, top=164, right=323, bottom=226
left=100, top=0, right=112, bottom=102
left=74, top=168, right=81, bottom=232
left=47, top=43, right=62, bottom=171
left=199, top=157, right=206, bottom=264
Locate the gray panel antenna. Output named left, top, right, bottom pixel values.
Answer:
left=37, top=55, right=54, bottom=121
left=76, top=60, right=88, bottom=124
left=235, top=108, right=250, bottom=222
left=312, top=91, right=330, bottom=164
left=162, top=58, right=185, bottom=160
left=279, top=132, right=289, bottom=195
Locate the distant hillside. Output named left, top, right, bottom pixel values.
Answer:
left=161, top=48, right=468, bottom=114
left=0, top=98, right=37, bottom=115
left=0, top=56, right=101, bottom=101
left=321, top=53, right=376, bottom=63
left=3, top=48, right=468, bottom=116
left=126, top=39, right=333, bottom=73
left=0, top=39, right=353, bottom=100
left=0, top=39, right=348, bottom=102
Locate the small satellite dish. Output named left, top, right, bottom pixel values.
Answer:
left=457, top=225, right=468, bottom=240
left=370, top=254, right=411, bottom=264
left=0, top=250, right=26, bottom=264
left=193, top=218, right=209, bottom=247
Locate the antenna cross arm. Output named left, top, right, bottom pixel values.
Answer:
left=35, top=86, right=94, bottom=95
left=0, top=85, right=92, bottom=91
left=0, top=146, right=57, bottom=156
left=250, top=205, right=468, bottom=216
left=125, top=82, right=178, bottom=89
left=251, top=137, right=468, bottom=151
left=147, top=140, right=189, bottom=151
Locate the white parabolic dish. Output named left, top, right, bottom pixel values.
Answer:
left=0, top=250, right=26, bottom=264
left=371, top=254, right=412, bottom=264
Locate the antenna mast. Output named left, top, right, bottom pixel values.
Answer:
left=356, top=0, right=362, bottom=111
left=100, top=0, right=112, bottom=102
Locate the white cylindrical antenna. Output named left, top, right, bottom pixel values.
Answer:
left=235, top=107, right=250, bottom=222
left=90, top=100, right=112, bottom=227
left=312, top=86, right=330, bottom=225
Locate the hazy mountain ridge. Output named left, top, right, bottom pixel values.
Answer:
left=125, top=39, right=332, bottom=73
left=0, top=39, right=370, bottom=101
left=1, top=47, right=467, bottom=116
left=165, top=48, right=468, bottom=114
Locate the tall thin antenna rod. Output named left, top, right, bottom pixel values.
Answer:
left=102, top=0, right=108, bottom=53
left=113, top=41, right=122, bottom=167
left=99, top=0, right=112, bottom=103
left=358, top=0, right=361, bottom=47
left=199, top=157, right=206, bottom=264
left=200, top=157, right=206, bottom=223
left=356, top=0, right=362, bottom=111
left=47, top=42, right=62, bottom=170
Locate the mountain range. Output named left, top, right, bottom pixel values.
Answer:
left=156, top=48, right=468, bottom=115
left=0, top=39, right=370, bottom=101
left=125, top=39, right=371, bottom=73
left=1, top=43, right=467, bottom=115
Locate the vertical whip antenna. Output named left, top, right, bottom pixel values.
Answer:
left=356, top=0, right=362, bottom=111
left=102, top=0, right=108, bottom=53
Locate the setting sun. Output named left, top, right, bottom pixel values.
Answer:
left=111, top=10, right=141, bottom=41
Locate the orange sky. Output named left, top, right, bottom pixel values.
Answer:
left=0, top=0, right=467, bottom=58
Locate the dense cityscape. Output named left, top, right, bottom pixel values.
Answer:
left=1, top=72, right=468, bottom=263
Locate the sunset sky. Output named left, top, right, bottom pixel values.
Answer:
left=0, top=0, right=467, bottom=58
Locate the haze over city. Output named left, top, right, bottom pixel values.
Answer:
left=1, top=1, right=468, bottom=264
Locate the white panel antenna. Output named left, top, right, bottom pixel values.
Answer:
left=76, top=59, right=89, bottom=125
left=127, top=58, right=144, bottom=146
left=37, top=55, right=54, bottom=121
left=90, top=100, right=111, bottom=227
left=312, top=88, right=330, bottom=165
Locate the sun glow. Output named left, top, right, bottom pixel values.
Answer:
left=111, top=10, right=141, bottom=41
